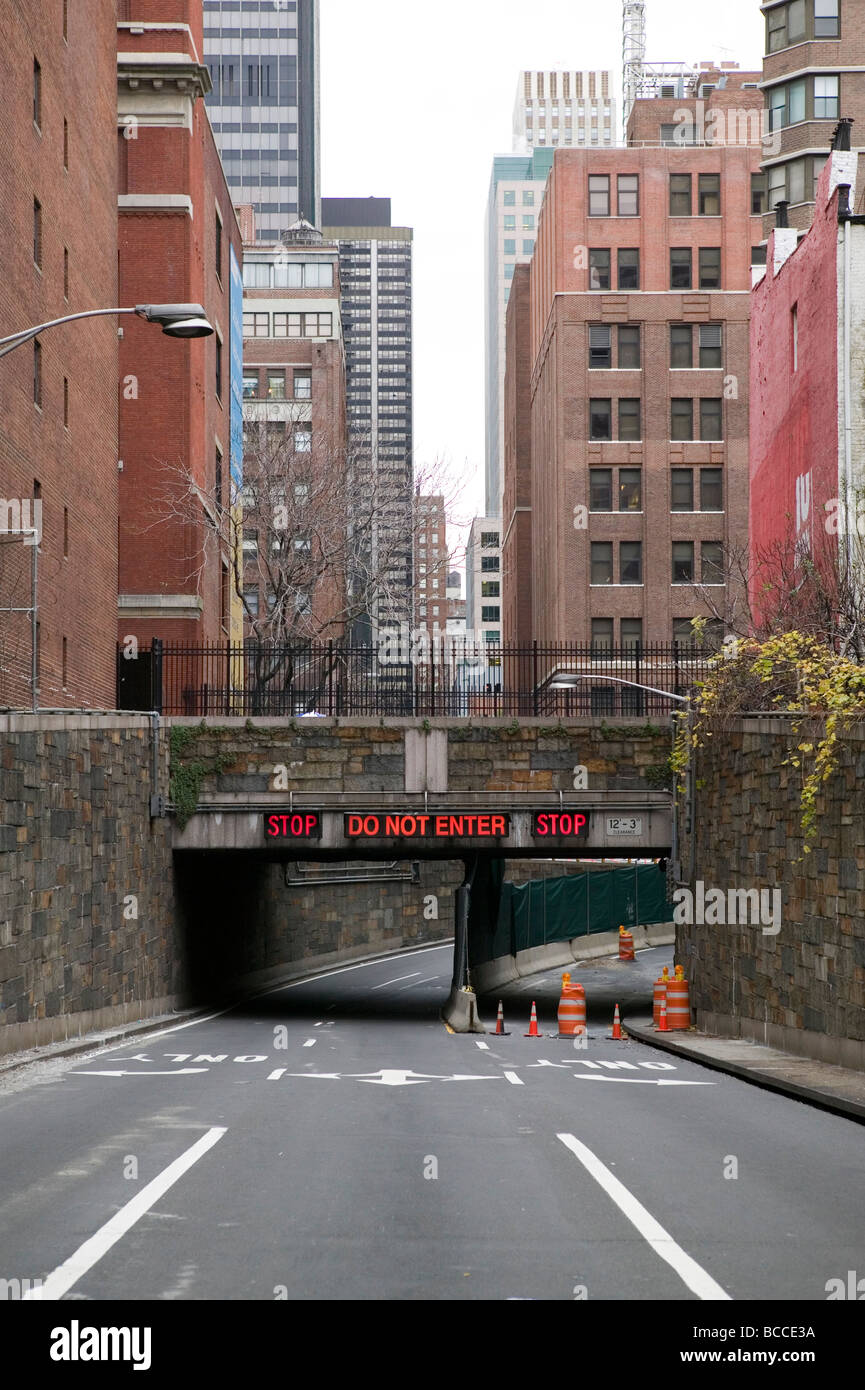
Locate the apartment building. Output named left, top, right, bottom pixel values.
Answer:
left=760, top=0, right=862, bottom=234
left=0, top=0, right=118, bottom=708
left=239, top=209, right=347, bottom=637
left=321, top=197, right=414, bottom=642
left=465, top=518, right=503, bottom=646
left=515, top=135, right=763, bottom=651
left=412, top=494, right=454, bottom=642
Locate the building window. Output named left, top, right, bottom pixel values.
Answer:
left=481, top=556, right=500, bottom=572
left=481, top=531, right=500, bottom=547
left=504, top=215, right=516, bottom=231
left=243, top=312, right=270, bottom=337
left=591, top=542, right=614, bottom=585
left=671, top=248, right=692, bottom=289
left=700, top=324, right=723, bottom=368
left=294, top=371, right=312, bottom=400
left=673, top=618, right=696, bottom=645
left=702, top=542, right=725, bottom=585
left=523, top=190, right=535, bottom=206
left=590, top=469, right=613, bottom=511
left=503, top=238, right=516, bottom=254
left=481, top=581, right=500, bottom=597
left=523, top=215, right=535, bottom=230
left=701, top=468, right=724, bottom=512
left=589, top=175, right=610, bottom=216
left=671, top=398, right=694, bottom=440
left=700, top=398, right=723, bottom=440
left=670, top=174, right=692, bottom=216
left=698, top=174, right=721, bottom=216
left=503, top=190, right=516, bottom=206
left=698, top=247, right=721, bottom=290
left=620, top=542, right=642, bottom=585
left=33, top=339, right=42, bottom=406
left=619, top=468, right=642, bottom=511
left=215, top=334, right=223, bottom=399
left=33, top=58, right=41, bottom=128
left=751, top=173, right=768, bottom=215
left=592, top=618, right=614, bottom=652
left=294, top=426, right=312, bottom=453
left=482, top=606, right=501, bottom=624
left=813, top=75, right=840, bottom=119
left=814, top=0, right=840, bottom=38
left=621, top=618, right=643, bottom=653
left=671, top=469, right=694, bottom=512
left=673, top=542, right=695, bottom=584
left=617, top=174, right=639, bottom=216
left=618, top=398, right=641, bottom=441
left=589, top=248, right=611, bottom=290
left=618, top=248, right=640, bottom=290
left=523, top=238, right=535, bottom=254
left=33, top=198, right=42, bottom=268
left=243, top=372, right=259, bottom=399
left=590, top=399, right=612, bottom=440
left=590, top=325, right=612, bottom=368
left=670, top=325, right=693, bottom=369
left=215, top=213, right=223, bottom=281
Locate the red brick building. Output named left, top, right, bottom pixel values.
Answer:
left=502, top=263, right=533, bottom=648
left=750, top=146, right=864, bottom=623
left=0, top=0, right=119, bottom=709
left=117, top=1, right=243, bottom=649
left=517, top=106, right=763, bottom=652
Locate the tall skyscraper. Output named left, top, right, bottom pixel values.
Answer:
left=203, top=0, right=320, bottom=240
left=484, top=150, right=554, bottom=518
left=321, top=198, right=414, bottom=641
left=513, top=70, right=616, bottom=153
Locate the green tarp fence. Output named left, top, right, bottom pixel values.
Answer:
left=476, top=864, right=672, bottom=965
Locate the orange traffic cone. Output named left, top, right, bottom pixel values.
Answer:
left=524, top=1002, right=543, bottom=1038
left=607, top=1004, right=624, bottom=1041
left=658, top=997, right=669, bottom=1032
left=495, top=1001, right=510, bottom=1036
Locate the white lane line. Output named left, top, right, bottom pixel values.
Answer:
left=475, top=1041, right=490, bottom=1051
left=24, top=1128, right=228, bottom=1302
left=556, top=1134, right=731, bottom=1302
left=504, top=1071, right=524, bottom=1086
left=267, top=1069, right=287, bottom=1081
left=395, top=975, right=442, bottom=991
left=370, top=973, right=421, bottom=990
left=303, top=1039, right=317, bottom=1048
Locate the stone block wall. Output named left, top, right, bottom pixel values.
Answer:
left=677, top=718, right=865, bottom=1068
left=0, top=714, right=179, bottom=1052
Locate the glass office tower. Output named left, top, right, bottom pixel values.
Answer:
left=203, top=0, right=320, bottom=239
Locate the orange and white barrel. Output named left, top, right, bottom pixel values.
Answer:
left=619, top=927, right=635, bottom=962
left=666, top=976, right=691, bottom=1030
left=557, top=981, right=586, bottom=1036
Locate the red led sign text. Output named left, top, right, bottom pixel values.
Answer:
left=533, top=812, right=589, bottom=839
left=345, top=813, right=510, bottom=840
left=265, top=813, right=322, bottom=841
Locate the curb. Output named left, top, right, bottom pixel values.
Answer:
left=0, top=938, right=456, bottom=1077
left=624, top=1018, right=865, bottom=1126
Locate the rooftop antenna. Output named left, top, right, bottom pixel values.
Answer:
left=623, top=1, right=647, bottom=135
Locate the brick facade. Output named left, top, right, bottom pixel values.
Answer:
left=502, top=264, right=533, bottom=648
left=0, top=0, right=119, bottom=709
left=520, top=142, right=760, bottom=646
left=117, top=1, right=243, bottom=648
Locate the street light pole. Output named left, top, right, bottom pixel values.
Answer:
left=0, top=303, right=213, bottom=359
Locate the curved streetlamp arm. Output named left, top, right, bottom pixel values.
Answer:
left=553, top=673, right=691, bottom=704
left=0, top=307, right=141, bottom=359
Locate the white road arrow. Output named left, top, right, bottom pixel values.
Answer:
left=280, top=1069, right=503, bottom=1088
left=72, top=1069, right=210, bottom=1078
left=572, top=1075, right=715, bottom=1086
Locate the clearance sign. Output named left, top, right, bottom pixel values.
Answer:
left=346, top=813, right=510, bottom=841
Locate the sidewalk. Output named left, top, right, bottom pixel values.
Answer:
left=624, top=1017, right=865, bottom=1124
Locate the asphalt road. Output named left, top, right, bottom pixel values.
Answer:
left=0, top=942, right=862, bottom=1301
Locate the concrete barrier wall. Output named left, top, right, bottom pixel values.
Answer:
left=472, top=922, right=675, bottom=994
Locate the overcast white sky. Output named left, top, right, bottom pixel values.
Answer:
left=320, top=0, right=764, bottom=538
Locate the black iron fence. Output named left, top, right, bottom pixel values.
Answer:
left=117, top=641, right=714, bottom=718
